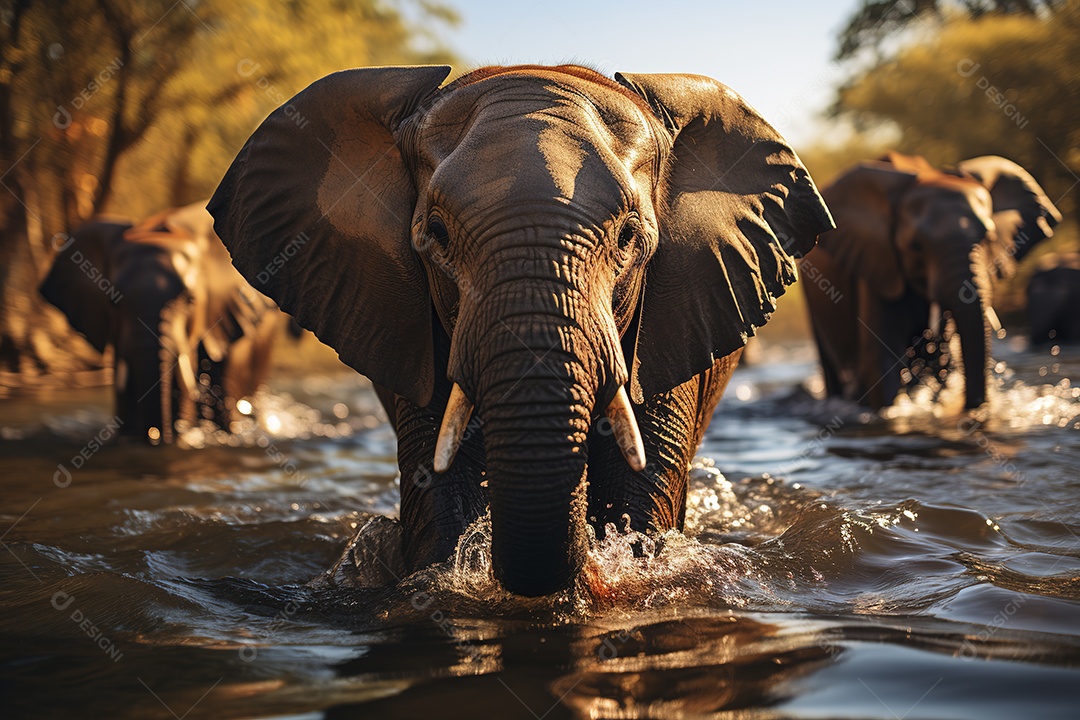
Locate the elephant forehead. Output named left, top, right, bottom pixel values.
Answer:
left=424, top=119, right=631, bottom=216
left=419, top=77, right=656, bottom=205
left=907, top=178, right=993, bottom=220
left=902, top=183, right=994, bottom=241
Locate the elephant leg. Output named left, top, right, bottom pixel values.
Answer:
left=811, top=322, right=844, bottom=399
left=116, top=316, right=178, bottom=443
left=587, top=351, right=741, bottom=538
left=857, top=289, right=928, bottom=409
left=801, top=249, right=857, bottom=401
left=393, top=377, right=489, bottom=572
left=205, top=351, right=232, bottom=428
left=372, top=383, right=398, bottom=429
left=856, top=286, right=895, bottom=409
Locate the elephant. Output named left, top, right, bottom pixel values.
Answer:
left=40, top=202, right=284, bottom=443
left=801, top=152, right=1061, bottom=411
left=1027, top=253, right=1080, bottom=346
left=208, top=64, right=835, bottom=596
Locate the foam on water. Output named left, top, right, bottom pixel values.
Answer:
left=308, top=460, right=1051, bottom=628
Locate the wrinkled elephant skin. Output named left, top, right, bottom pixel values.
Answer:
left=209, top=65, right=835, bottom=596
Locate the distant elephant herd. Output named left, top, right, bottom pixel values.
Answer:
left=804, top=151, right=1064, bottom=410
left=37, top=65, right=1075, bottom=595
left=41, top=203, right=285, bottom=443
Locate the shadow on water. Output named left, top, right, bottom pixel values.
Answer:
left=2, top=342, right=1080, bottom=718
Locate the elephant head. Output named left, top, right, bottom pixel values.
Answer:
left=1027, top=253, right=1080, bottom=346
left=40, top=203, right=281, bottom=442
left=817, top=152, right=1060, bottom=409
left=209, top=65, right=833, bottom=595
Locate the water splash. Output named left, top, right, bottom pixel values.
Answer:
left=309, top=463, right=1023, bottom=623
left=175, top=389, right=353, bottom=448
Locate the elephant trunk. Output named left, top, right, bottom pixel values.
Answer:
left=950, top=297, right=989, bottom=409
left=442, top=225, right=632, bottom=595
left=478, top=341, right=594, bottom=597
left=933, top=246, right=991, bottom=409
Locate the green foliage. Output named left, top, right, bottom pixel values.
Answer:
left=833, top=2, right=1080, bottom=310
left=1, top=0, right=459, bottom=224
left=835, top=3, right=1079, bottom=198
left=835, top=0, right=1064, bottom=60
left=0, top=0, right=459, bottom=377
left=109, top=0, right=460, bottom=216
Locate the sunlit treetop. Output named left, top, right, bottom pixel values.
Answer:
left=835, top=0, right=1066, bottom=60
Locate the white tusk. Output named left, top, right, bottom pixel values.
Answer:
left=434, top=383, right=473, bottom=474
left=929, top=302, right=943, bottom=336
left=605, top=386, right=647, bottom=472
left=984, top=306, right=1002, bottom=334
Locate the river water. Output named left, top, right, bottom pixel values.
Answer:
left=2, top=338, right=1079, bottom=719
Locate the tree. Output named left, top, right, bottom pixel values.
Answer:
left=836, top=0, right=1065, bottom=60
left=0, top=0, right=458, bottom=380
left=833, top=1, right=1080, bottom=308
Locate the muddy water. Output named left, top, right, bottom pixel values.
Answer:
left=1, top=339, right=1079, bottom=719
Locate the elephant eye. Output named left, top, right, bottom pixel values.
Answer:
left=427, top=218, right=450, bottom=250
left=617, top=217, right=639, bottom=252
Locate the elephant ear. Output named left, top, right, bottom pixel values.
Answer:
left=879, top=151, right=935, bottom=174
left=614, top=72, right=834, bottom=403
left=208, top=66, right=451, bottom=407
left=39, top=221, right=127, bottom=353
left=958, top=155, right=1062, bottom=261
left=817, top=162, right=920, bottom=301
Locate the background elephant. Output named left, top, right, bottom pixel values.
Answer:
left=801, top=152, right=1061, bottom=410
left=209, top=65, right=834, bottom=596
left=1027, top=253, right=1080, bottom=346
left=40, top=202, right=283, bottom=443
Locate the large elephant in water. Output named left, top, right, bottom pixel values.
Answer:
left=801, top=152, right=1060, bottom=411
left=209, top=65, right=834, bottom=596
left=40, top=203, right=284, bottom=443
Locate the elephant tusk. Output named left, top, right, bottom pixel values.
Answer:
left=929, top=303, right=943, bottom=337
left=434, top=383, right=473, bottom=473
left=606, top=386, right=647, bottom=472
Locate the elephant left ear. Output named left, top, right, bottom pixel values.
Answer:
left=615, top=72, right=835, bottom=402
left=958, top=155, right=1062, bottom=261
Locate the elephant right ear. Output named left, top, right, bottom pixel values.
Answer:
left=957, top=155, right=1062, bottom=261
left=208, top=66, right=450, bottom=408
left=614, top=73, right=834, bottom=403
left=39, top=222, right=126, bottom=353
left=818, top=163, right=920, bottom=301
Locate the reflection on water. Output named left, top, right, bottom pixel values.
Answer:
left=2, top=340, right=1080, bottom=718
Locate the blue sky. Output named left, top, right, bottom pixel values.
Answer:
left=441, top=0, right=859, bottom=146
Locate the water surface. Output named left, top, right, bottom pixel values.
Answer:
left=2, top=338, right=1079, bottom=718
